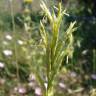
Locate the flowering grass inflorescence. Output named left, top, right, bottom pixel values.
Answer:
left=36, top=1, right=76, bottom=96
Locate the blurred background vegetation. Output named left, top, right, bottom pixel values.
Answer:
left=0, top=0, right=96, bottom=96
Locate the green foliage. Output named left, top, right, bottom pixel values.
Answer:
left=0, top=12, right=12, bottom=31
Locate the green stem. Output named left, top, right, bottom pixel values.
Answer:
left=10, top=0, right=20, bottom=82
left=42, top=86, right=54, bottom=96
left=93, top=49, right=96, bottom=73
